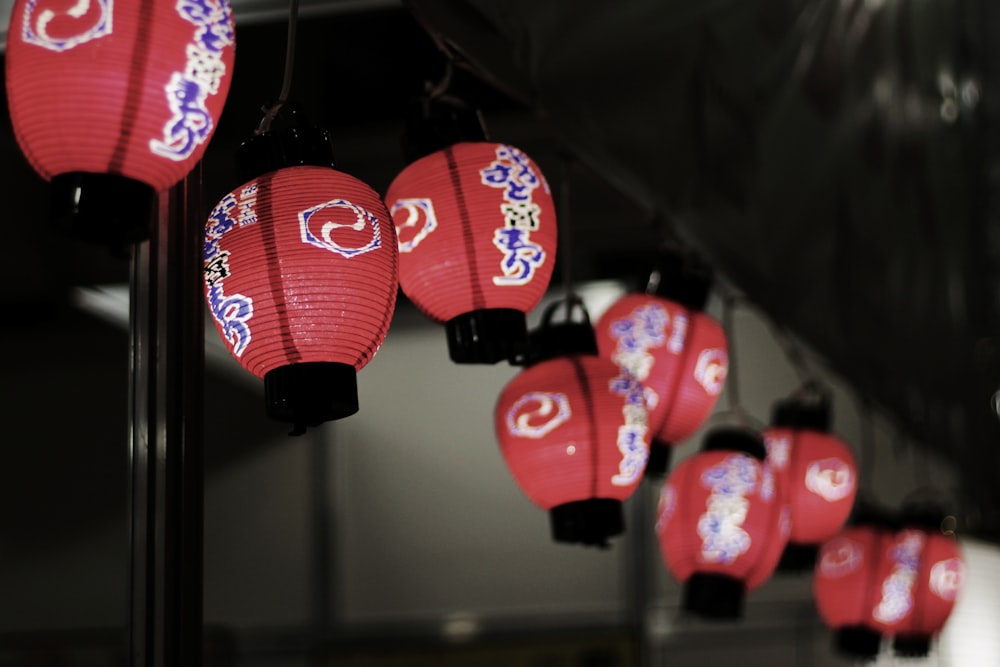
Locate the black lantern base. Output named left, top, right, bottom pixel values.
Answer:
left=776, top=542, right=820, bottom=573
left=893, top=634, right=931, bottom=658
left=834, top=626, right=882, bottom=660
left=702, top=427, right=767, bottom=461
left=264, top=362, right=358, bottom=436
left=50, top=172, right=155, bottom=246
left=644, top=441, right=673, bottom=478
left=682, top=573, right=745, bottom=619
left=549, top=498, right=624, bottom=548
left=445, top=308, right=527, bottom=364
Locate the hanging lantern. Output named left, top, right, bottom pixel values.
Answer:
left=655, top=428, right=789, bottom=619
left=596, top=251, right=727, bottom=477
left=204, top=106, right=398, bottom=434
left=385, top=94, right=557, bottom=364
left=814, top=503, right=965, bottom=660
left=6, top=0, right=236, bottom=243
left=813, top=521, right=894, bottom=660
left=762, top=389, right=858, bottom=571
left=881, top=504, right=966, bottom=658
left=494, top=300, right=649, bottom=547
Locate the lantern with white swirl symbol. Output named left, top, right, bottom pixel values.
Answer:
left=204, top=108, right=398, bottom=434
left=596, top=253, right=727, bottom=477
left=386, top=140, right=558, bottom=365
left=655, top=428, right=790, bottom=619
left=762, top=392, right=858, bottom=571
left=494, top=339, right=650, bottom=547
left=6, top=0, right=236, bottom=243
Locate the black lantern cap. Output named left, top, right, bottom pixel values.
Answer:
left=643, top=443, right=673, bottom=479
left=683, top=573, right=744, bottom=619
left=264, top=361, right=358, bottom=436
left=647, top=248, right=713, bottom=311
left=519, top=295, right=598, bottom=366
left=701, top=427, right=767, bottom=461
left=776, top=542, right=820, bottom=573
left=446, top=308, right=528, bottom=364
left=50, top=172, right=155, bottom=247
left=892, top=634, right=932, bottom=658
left=549, top=498, right=624, bottom=548
left=402, top=92, right=487, bottom=164
left=237, top=102, right=335, bottom=182
left=834, top=626, right=882, bottom=660
left=771, top=382, right=833, bottom=431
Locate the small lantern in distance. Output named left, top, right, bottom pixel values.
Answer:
left=762, top=386, right=858, bottom=572
left=204, top=104, right=398, bottom=434
left=6, top=0, right=236, bottom=244
left=386, top=92, right=557, bottom=364
left=596, top=250, right=728, bottom=477
left=655, top=428, right=789, bottom=619
left=494, top=297, right=650, bottom=547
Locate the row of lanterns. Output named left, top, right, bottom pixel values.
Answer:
left=5, top=0, right=965, bottom=658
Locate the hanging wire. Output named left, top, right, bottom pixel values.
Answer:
left=256, top=0, right=300, bottom=134
left=558, top=154, right=577, bottom=322
left=715, top=289, right=765, bottom=430
left=857, top=396, right=877, bottom=501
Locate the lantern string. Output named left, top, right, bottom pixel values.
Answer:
left=857, top=396, right=877, bottom=500
left=718, top=290, right=764, bottom=430
left=256, top=0, right=301, bottom=135
left=559, top=154, right=576, bottom=321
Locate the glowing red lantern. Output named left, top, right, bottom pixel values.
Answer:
left=655, top=428, right=789, bottom=618
left=494, top=352, right=650, bottom=547
left=385, top=141, right=558, bottom=364
left=6, top=0, right=236, bottom=242
left=813, top=522, right=892, bottom=660
left=762, top=394, right=858, bottom=569
left=204, top=117, right=398, bottom=434
left=596, top=254, right=727, bottom=476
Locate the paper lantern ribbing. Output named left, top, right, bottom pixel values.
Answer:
left=655, top=428, right=790, bottom=619
left=762, top=398, right=858, bottom=569
left=204, top=164, right=398, bottom=433
left=494, top=354, right=650, bottom=547
left=386, top=141, right=558, bottom=364
left=6, top=0, right=236, bottom=242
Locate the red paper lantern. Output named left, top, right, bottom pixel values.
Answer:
left=813, top=514, right=965, bottom=659
left=204, top=163, right=398, bottom=433
left=6, top=0, right=236, bottom=241
left=385, top=141, right=558, bottom=364
left=494, top=354, right=650, bottom=546
left=762, top=397, right=858, bottom=567
left=813, top=523, right=892, bottom=659
left=655, top=428, right=790, bottom=618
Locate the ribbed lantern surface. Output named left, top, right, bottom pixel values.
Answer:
left=385, top=141, right=557, bottom=362
left=494, top=354, right=650, bottom=544
left=763, top=426, right=858, bottom=546
left=204, top=165, right=398, bottom=426
left=596, top=292, right=728, bottom=473
left=655, top=430, right=789, bottom=618
left=6, top=0, right=235, bottom=189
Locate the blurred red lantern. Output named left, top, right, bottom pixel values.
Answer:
left=813, top=507, right=965, bottom=660
left=205, top=111, right=398, bottom=434
left=386, top=140, right=558, bottom=364
left=596, top=253, right=727, bottom=476
left=494, top=341, right=650, bottom=547
left=6, top=0, right=236, bottom=242
left=762, top=392, right=858, bottom=570
left=655, top=428, right=789, bottom=618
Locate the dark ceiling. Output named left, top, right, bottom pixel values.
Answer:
left=1, top=0, right=1000, bottom=540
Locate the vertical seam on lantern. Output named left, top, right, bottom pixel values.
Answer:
left=863, top=531, right=885, bottom=632
left=108, top=2, right=157, bottom=174
left=446, top=146, right=486, bottom=310
left=258, top=172, right=302, bottom=366
left=657, top=306, right=696, bottom=445
left=570, top=356, right=600, bottom=499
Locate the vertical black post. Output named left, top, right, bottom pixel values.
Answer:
left=128, top=166, right=205, bottom=666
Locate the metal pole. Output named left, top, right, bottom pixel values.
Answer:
left=128, top=165, right=205, bottom=666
